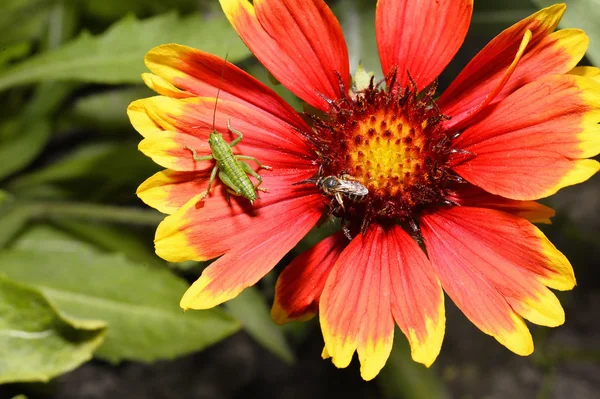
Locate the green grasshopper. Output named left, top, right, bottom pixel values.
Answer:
left=184, top=57, right=271, bottom=204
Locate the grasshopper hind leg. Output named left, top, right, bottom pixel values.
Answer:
left=240, top=161, right=269, bottom=193
left=235, top=155, right=272, bottom=171
left=218, top=169, right=244, bottom=203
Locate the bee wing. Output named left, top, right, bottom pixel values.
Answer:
left=333, top=180, right=366, bottom=195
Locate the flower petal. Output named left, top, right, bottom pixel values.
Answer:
left=138, top=131, right=210, bottom=171
left=271, top=233, right=346, bottom=324
left=387, top=225, right=445, bottom=367
left=137, top=170, right=207, bottom=215
left=320, top=224, right=394, bottom=381
left=447, top=184, right=555, bottom=224
left=129, top=96, right=314, bottom=171
left=127, top=99, right=163, bottom=138
left=171, top=177, right=323, bottom=310
left=376, top=0, right=473, bottom=91
left=439, top=4, right=588, bottom=123
left=443, top=29, right=532, bottom=131
left=219, top=0, right=350, bottom=111
left=452, top=74, right=600, bottom=200
left=141, top=73, right=194, bottom=99
left=570, top=66, right=600, bottom=82
left=421, top=207, right=575, bottom=353
left=156, top=169, right=321, bottom=263
left=144, top=44, right=309, bottom=130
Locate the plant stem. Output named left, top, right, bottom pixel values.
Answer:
left=29, top=202, right=164, bottom=225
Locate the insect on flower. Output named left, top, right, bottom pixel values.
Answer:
left=297, top=169, right=369, bottom=211
left=184, top=56, right=272, bottom=204
left=317, top=174, right=369, bottom=211
left=297, top=172, right=370, bottom=239
left=130, top=0, right=600, bottom=382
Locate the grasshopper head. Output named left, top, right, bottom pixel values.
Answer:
left=208, top=132, right=223, bottom=145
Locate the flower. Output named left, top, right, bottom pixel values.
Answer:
left=128, top=0, right=600, bottom=380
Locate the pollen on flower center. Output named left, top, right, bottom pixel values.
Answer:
left=347, top=107, right=431, bottom=196
left=311, top=76, right=459, bottom=231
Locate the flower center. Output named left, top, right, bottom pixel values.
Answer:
left=311, top=78, right=458, bottom=233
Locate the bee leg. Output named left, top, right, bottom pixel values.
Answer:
left=227, top=119, right=244, bottom=147
left=185, top=145, right=214, bottom=162
left=340, top=173, right=357, bottom=181
left=342, top=223, right=353, bottom=240
left=235, top=155, right=272, bottom=170
left=198, top=165, right=219, bottom=201
left=334, top=192, right=345, bottom=211
left=239, top=161, right=269, bottom=193
left=360, top=217, right=371, bottom=235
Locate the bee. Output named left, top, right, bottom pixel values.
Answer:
left=184, top=55, right=271, bottom=204
left=295, top=171, right=368, bottom=240
left=316, top=174, right=368, bottom=211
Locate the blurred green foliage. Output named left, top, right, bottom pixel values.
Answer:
left=0, top=276, right=106, bottom=383
left=0, top=0, right=598, bottom=397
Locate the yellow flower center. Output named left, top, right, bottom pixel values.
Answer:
left=310, top=78, right=457, bottom=233
left=346, top=109, right=433, bottom=199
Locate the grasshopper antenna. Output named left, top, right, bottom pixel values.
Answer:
left=212, top=53, right=229, bottom=131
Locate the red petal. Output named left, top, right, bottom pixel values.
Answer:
left=447, top=184, right=555, bottom=224
left=387, top=225, right=445, bottom=367
left=272, top=233, right=347, bottom=324
left=320, top=224, right=394, bottom=381
left=180, top=202, right=322, bottom=310
left=130, top=96, right=314, bottom=172
left=439, top=5, right=588, bottom=123
left=144, top=44, right=309, bottom=131
left=443, top=30, right=532, bottom=131
left=376, top=0, right=473, bottom=91
left=421, top=207, right=576, bottom=354
left=170, top=173, right=324, bottom=310
left=155, top=169, right=322, bottom=263
left=220, top=0, right=350, bottom=111
left=452, top=74, right=600, bottom=200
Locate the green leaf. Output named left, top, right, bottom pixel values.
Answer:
left=0, top=12, right=251, bottom=91
left=81, top=0, right=200, bottom=21
left=0, top=250, right=240, bottom=363
left=65, top=86, right=154, bottom=132
left=8, top=142, right=158, bottom=194
left=52, top=219, right=164, bottom=268
left=0, top=0, right=53, bottom=47
left=225, top=287, right=295, bottom=364
left=11, top=223, right=100, bottom=255
left=0, top=204, right=32, bottom=248
left=0, top=41, right=31, bottom=69
left=377, top=330, right=447, bottom=399
left=531, top=0, right=600, bottom=65
left=0, top=276, right=106, bottom=384
left=0, top=120, right=51, bottom=181
left=21, top=81, right=78, bottom=123
left=12, top=220, right=162, bottom=268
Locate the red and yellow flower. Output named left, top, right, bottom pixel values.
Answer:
left=128, top=0, right=600, bottom=380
